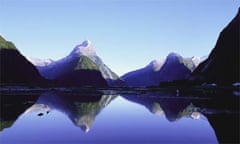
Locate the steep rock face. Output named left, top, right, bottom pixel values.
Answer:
left=0, top=36, right=45, bottom=85
left=42, top=54, right=107, bottom=87
left=29, top=40, right=119, bottom=86
left=190, top=9, right=240, bottom=84
left=70, top=40, right=120, bottom=85
left=121, top=53, right=197, bottom=87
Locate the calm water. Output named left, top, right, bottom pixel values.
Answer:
left=0, top=88, right=239, bottom=144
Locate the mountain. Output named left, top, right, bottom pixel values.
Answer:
left=0, top=35, right=45, bottom=85
left=189, top=9, right=240, bottom=85
left=121, top=53, right=199, bottom=87
left=29, top=40, right=120, bottom=86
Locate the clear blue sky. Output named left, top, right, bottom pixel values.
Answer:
left=0, top=0, right=239, bottom=76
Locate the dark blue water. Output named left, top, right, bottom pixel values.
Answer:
left=0, top=89, right=239, bottom=143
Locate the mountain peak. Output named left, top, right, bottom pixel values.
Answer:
left=167, top=52, right=180, bottom=58
left=71, top=40, right=96, bottom=57
left=0, top=35, right=16, bottom=50
left=80, top=40, right=92, bottom=47
left=165, top=52, right=181, bottom=62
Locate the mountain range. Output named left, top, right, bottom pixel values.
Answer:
left=1, top=9, right=239, bottom=87
left=122, top=8, right=239, bottom=87
left=121, top=53, right=200, bottom=87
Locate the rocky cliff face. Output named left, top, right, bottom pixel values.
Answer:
left=190, top=9, right=240, bottom=84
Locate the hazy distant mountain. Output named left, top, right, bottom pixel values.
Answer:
left=121, top=53, right=199, bottom=87
left=120, top=59, right=165, bottom=87
left=189, top=9, right=240, bottom=84
left=0, top=35, right=45, bottom=85
left=29, top=40, right=120, bottom=86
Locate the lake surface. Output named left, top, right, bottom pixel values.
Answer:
left=0, top=88, right=239, bottom=143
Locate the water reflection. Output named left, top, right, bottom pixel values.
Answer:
left=24, top=92, right=117, bottom=132
left=0, top=89, right=239, bottom=143
left=192, top=96, right=240, bottom=143
left=0, top=93, right=40, bottom=131
left=123, top=90, right=240, bottom=143
left=122, top=92, right=201, bottom=122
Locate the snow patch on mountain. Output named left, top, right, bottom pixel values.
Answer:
left=191, top=56, right=201, bottom=66
left=200, top=55, right=208, bottom=62
left=70, top=40, right=96, bottom=57
left=151, top=59, right=165, bottom=71
left=27, top=57, right=54, bottom=67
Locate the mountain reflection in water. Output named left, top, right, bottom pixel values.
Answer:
left=0, top=89, right=239, bottom=143
left=25, top=92, right=117, bottom=132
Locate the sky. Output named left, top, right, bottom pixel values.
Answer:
left=0, top=0, right=239, bottom=76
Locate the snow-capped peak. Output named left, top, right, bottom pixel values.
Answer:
left=80, top=40, right=92, bottom=47
left=70, top=40, right=96, bottom=57
left=151, top=59, right=165, bottom=71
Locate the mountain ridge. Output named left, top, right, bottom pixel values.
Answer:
left=121, top=52, right=199, bottom=87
